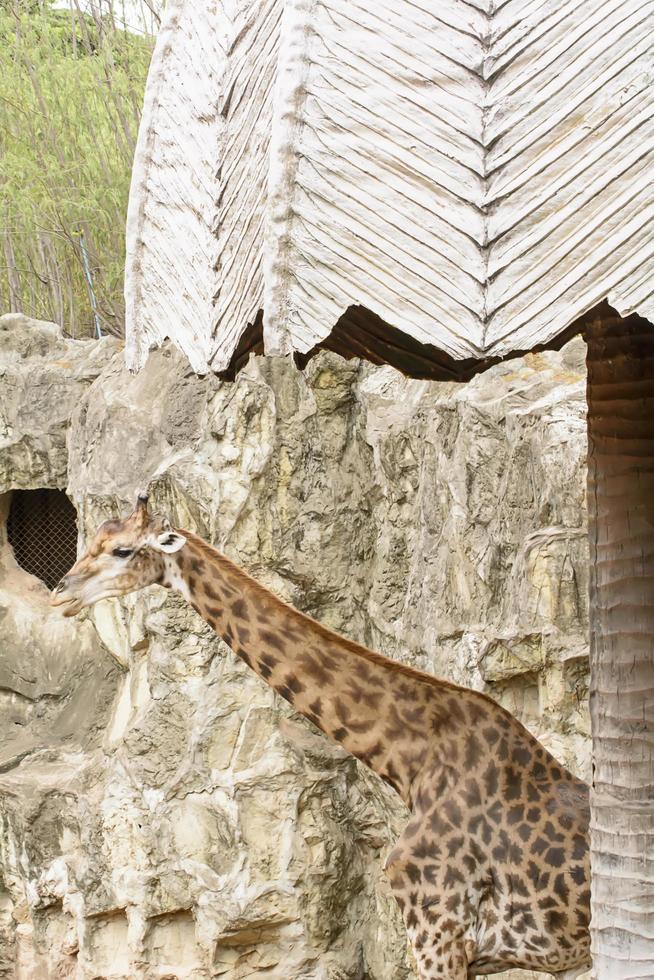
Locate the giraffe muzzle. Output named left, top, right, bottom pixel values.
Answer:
left=50, top=575, right=83, bottom=614
left=53, top=576, right=68, bottom=595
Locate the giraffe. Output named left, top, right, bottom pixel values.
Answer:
left=51, top=495, right=591, bottom=980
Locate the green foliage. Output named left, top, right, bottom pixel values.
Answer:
left=0, top=0, right=154, bottom=335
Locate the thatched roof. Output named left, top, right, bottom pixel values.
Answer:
left=125, top=0, right=654, bottom=374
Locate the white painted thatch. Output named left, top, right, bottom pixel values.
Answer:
left=125, top=0, right=654, bottom=373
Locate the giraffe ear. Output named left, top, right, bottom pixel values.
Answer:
left=152, top=530, right=186, bottom=553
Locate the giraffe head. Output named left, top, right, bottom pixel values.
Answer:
left=50, top=494, right=186, bottom=616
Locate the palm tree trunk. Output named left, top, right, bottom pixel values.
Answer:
left=586, top=307, right=654, bottom=979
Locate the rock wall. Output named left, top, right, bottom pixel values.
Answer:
left=0, top=317, right=590, bottom=979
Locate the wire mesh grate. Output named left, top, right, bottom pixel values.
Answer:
left=7, top=489, right=78, bottom=591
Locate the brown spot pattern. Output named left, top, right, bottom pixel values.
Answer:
left=165, top=533, right=591, bottom=979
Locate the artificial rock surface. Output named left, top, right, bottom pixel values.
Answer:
left=0, top=318, right=590, bottom=979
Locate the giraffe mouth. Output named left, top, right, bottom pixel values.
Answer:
left=62, top=598, right=84, bottom=617
left=50, top=581, right=132, bottom=615
left=50, top=593, right=84, bottom=616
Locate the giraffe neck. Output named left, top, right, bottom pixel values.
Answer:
left=166, top=530, right=482, bottom=806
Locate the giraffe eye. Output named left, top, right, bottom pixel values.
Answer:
left=112, top=547, right=133, bottom=559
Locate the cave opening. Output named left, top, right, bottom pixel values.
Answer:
left=6, top=489, right=78, bottom=591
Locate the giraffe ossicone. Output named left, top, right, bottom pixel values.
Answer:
left=52, top=496, right=591, bottom=980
